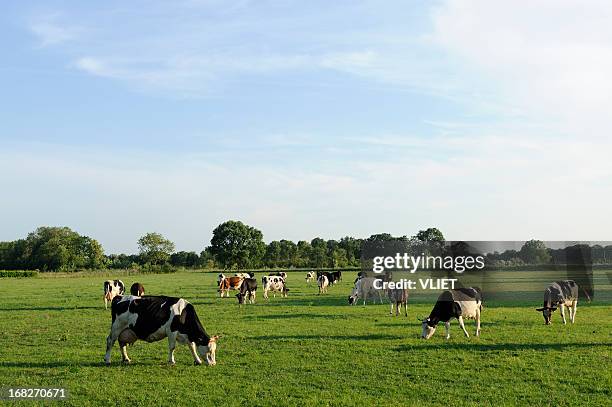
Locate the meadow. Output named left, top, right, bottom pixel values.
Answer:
left=0, top=271, right=610, bottom=406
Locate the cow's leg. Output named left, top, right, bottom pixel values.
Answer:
left=389, top=302, right=393, bottom=315
left=104, top=297, right=108, bottom=310
left=188, top=342, right=203, bottom=365
left=445, top=321, right=451, bottom=340
left=119, top=341, right=131, bottom=364
left=167, top=333, right=177, bottom=365
left=475, top=312, right=481, bottom=337
left=263, top=289, right=268, bottom=300
left=458, top=316, right=469, bottom=337
left=403, top=302, right=408, bottom=317
left=559, top=304, right=567, bottom=324
left=571, top=301, right=577, bottom=323
left=104, top=324, right=121, bottom=365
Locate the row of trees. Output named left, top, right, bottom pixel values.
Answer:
left=0, top=223, right=443, bottom=271
left=3, top=223, right=609, bottom=272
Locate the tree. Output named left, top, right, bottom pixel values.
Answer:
left=309, top=237, right=328, bottom=268
left=519, top=240, right=551, bottom=264
left=138, top=232, right=175, bottom=265
left=415, top=228, right=445, bottom=244
left=209, top=221, right=266, bottom=269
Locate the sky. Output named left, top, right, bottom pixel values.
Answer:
left=1, top=0, right=611, bottom=254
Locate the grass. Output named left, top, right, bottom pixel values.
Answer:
left=0, top=271, right=610, bottom=406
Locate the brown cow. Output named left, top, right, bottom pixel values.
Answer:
left=218, top=276, right=243, bottom=298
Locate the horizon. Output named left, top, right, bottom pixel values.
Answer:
left=2, top=0, right=611, bottom=253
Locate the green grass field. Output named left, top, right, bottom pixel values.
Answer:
left=0, top=271, right=610, bottom=406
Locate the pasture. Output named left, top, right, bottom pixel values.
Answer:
left=0, top=271, right=610, bottom=406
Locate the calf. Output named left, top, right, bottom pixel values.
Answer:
left=103, top=280, right=125, bottom=310
left=105, top=296, right=219, bottom=366
left=236, top=278, right=257, bottom=305
left=317, top=274, right=329, bottom=294
left=348, top=277, right=384, bottom=305
left=305, top=271, right=316, bottom=284
left=420, top=287, right=482, bottom=340
left=218, top=277, right=243, bottom=298
left=387, top=287, right=408, bottom=317
left=536, top=280, right=579, bottom=325
left=130, top=282, right=145, bottom=296
left=262, top=275, right=288, bottom=299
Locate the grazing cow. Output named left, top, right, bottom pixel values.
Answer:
left=387, top=287, right=408, bottom=317
left=262, top=275, right=288, bottom=299
left=420, top=287, right=482, bottom=340
left=305, top=271, right=316, bottom=284
left=317, top=274, right=329, bottom=294
left=217, top=273, right=225, bottom=287
left=236, top=278, right=257, bottom=305
left=103, top=280, right=125, bottom=310
left=130, top=282, right=145, bottom=296
left=348, top=277, right=384, bottom=305
left=536, top=280, right=579, bottom=325
left=218, top=277, right=243, bottom=298
left=104, top=295, right=219, bottom=366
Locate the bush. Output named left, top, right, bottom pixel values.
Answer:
left=0, top=270, right=38, bottom=278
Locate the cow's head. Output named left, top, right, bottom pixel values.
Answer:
left=420, top=317, right=437, bottom=339
left=535, top=306, right=557, bottom=325
left=236, top=292, right=246, bottom=305
left=198, top=335, right=220, bottom=366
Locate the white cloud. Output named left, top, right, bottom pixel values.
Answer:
left=429, top=0, right=612, bottom=137
left=28, top=13, right=79, bottom=46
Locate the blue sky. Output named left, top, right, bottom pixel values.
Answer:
left=1, top=0, right=611, bottom=253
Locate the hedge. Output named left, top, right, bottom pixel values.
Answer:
left=0, top=270, right=39, bottom=278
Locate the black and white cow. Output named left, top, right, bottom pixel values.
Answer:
left=105, top=295, right=220, bottom=366
left=317, top=271, right=339, bottom=285
left=103, top=280, right=125, bottom=310
left=262, top=275, right=288, bottom=299
left=317, top=274, right=329, bottom=294
left=420, top=287, right=482, bottom=340
left=236, top=278, right=257, bottom=305
left=536, top=280, right=579, bottom=325
left=348, top=277, right=384, bottom=305
left=305, top=271, right=316, bottom=284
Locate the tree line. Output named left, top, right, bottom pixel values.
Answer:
left=1, top=222, right=610, bottom=272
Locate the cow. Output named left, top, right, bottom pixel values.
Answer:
left=103, top=280, right=125, bottom=310
left=217, top=273, right=225, bottom=287
left=236, top=278, right=257, bottom=305
left=305, top=271, right=316, bottom=284
left=317, top=274, right=329, bottom=294
left=262, top=275, right=288, bottom=299
left=317, top=271, right=339, bottom=285
left=348, top=277, right=384, bottom=305
left=387, top=287, right=408, bottom=317
left=130, top=282, right=145, bottom=296
left=104, top=295, right=220, bottom=366
left=536, top=280, right=579, bottom=325
left=218, top=276, right=243, bottom=298
left=420, top=287, right=482, bottom=340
